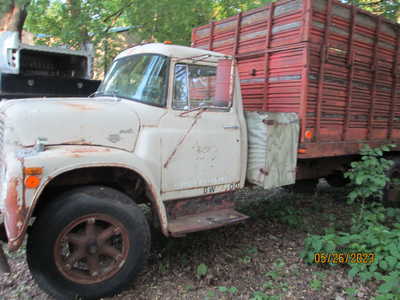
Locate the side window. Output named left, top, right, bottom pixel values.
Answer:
left=173, top=63, right=230, bottom=110
left=174, top=64, right=189, bottom=109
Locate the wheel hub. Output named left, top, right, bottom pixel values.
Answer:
left=54, top=214, right=130, bottom=284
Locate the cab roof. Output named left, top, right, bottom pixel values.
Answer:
left=115, top=43, right=230, bottom=61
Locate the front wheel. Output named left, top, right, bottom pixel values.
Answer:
left=27, top=186, right=150, bottom=300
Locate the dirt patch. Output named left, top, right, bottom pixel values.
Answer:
left=0, top=184, right=375, bottom=299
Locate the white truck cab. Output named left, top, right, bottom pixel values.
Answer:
left=0, top=43, right=299, bottom=299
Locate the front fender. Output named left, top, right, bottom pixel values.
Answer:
left=6, top=145, right=166, bottom=251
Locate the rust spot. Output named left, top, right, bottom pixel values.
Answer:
left=61, top=139, right=91, bottom=145
left=165, top=192, right=234, bottom=220
left=164, top=110, right=204, bottom=168
left=64, top=103, right=97, bottom=111
left=263, top=119, right=275, bottom=126
left=5, top=178, right=27, bottom=251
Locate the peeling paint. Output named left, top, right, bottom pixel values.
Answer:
left=4, top=177, right=27, bottom=251
left=63, top=103, right=98, bottom=111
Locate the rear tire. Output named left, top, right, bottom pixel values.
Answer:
left=326, top=171, right=349, bottom=188
left=27, top=185, right=150, bottom=300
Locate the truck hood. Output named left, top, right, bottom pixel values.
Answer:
left=0, top=97, right=140, bottom=152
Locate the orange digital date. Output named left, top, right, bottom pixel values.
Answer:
left=314, top=253, right=375, bottom=264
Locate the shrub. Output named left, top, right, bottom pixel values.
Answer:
left=301, top=145, right=400, bottom=299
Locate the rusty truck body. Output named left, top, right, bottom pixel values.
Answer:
left=0, top=0, right=398, bottom=299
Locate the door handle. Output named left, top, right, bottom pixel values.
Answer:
left=223, top=125, right=240, bottom=130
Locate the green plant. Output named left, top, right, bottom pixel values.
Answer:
left=301, top=202, right=400, bottom=298
left=239, top=255, right=252, bottom=264
left=196, top=263, right=208, bottom=279
left=309, top=279, right=322, bottom=291
left=217, top=286, right=238, bottom=295
left=250, top=291, right=280, bottom=300
left=344, top=144, right=395, bottom=204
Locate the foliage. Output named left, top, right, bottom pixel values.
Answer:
left=301, top=202, right=400, bottom=298
left=250, top=291, right=280, bottom=300
left=196, top=263, right=208, bottom=278
left=0, top=0, right=30, bottom=15
left=217, top=286, right=238, bottom=295
left=302, top=146, right=400, bottom=298
left=341, top=0, right=400, bottom=22
left=344, top=144, right=395, bottom=204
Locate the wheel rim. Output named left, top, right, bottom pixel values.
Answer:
left=387, top=169, right=400, bottom=203
left=54, top=214, right=130, bottom=284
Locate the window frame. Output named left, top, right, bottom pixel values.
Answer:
left=171, top=61, right=232, bottom=112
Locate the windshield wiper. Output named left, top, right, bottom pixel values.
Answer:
left=88, top=91, right=102, bottom=98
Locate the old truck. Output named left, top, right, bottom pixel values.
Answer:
left=0, top=0, right=399, bottom=299
left=0, top=31, right=100, bottom=99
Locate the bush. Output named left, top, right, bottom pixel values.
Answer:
left=301, top=145, right=400, bottom=299
left=344, top=144, right=394, bottom=203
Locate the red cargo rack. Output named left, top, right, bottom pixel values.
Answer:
left=192, top=0, right=400, bottom=159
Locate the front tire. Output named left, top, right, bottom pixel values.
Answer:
left=27, top=185, right=150, bottom=300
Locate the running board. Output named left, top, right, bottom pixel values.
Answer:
left=168, top=208, right=249, bottom=237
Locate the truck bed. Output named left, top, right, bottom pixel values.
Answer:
left=192, top=0, right=400, bottom=158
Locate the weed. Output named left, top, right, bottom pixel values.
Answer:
left=217, top=286, right=238, bottom=295
left=196, top=263, right=208, bottom=279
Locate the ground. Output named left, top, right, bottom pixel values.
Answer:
left=0, top=184, right=377, bottom=300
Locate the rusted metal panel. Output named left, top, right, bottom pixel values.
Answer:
left=246, top=112, right=299, bottom=188
left=192, top=0, right=400, bottom=159
left=165, top=192, right=234, bottom=220
left=167, top=208, right=248, bottom=237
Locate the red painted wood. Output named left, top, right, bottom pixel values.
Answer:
left=342, top=6, right=356, bottom=141
left=192, top=0, right=400, bottom=158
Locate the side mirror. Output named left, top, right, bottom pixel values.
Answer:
left=214, top=59, right=233, bottom=107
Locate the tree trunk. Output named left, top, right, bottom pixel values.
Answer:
left=0, top=1, right=29, bottom=36
left=67, top=0, right=90, bottom=51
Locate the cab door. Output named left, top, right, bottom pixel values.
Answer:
left=160, top=62, right=242, bottom=200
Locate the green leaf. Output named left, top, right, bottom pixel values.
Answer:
left=312, top=239, right=323, bottom=252
left=380, top=259, right=388, bottom=271
left=348, top=267, right=359, bottom=279
left=196, top=263, right=208, bottom=278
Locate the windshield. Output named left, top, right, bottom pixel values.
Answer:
left=97, top=54, right=169, bottom=107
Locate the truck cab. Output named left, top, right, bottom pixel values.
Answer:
left=0, top=43, right=274, bottom=299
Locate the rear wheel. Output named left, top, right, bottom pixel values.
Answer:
left=325, top=171, right=349, bottom=188
left=27, top=185, right=150, bottom=300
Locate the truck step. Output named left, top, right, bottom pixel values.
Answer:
left=168, top=208, right=249, bottom=237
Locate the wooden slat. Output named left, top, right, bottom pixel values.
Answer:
left=208, top=22, right=215, bottom=51
left=314, top=0, right=333, bottom=141
left=342, top=6, right=356, bottom=141
left=388, top=30, right=400, bottom=140
left=262, top=3, right=275, bottom=111
left=233, top=12, right=242, bottom=55
left=367, top=17, right=382, bottom=140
